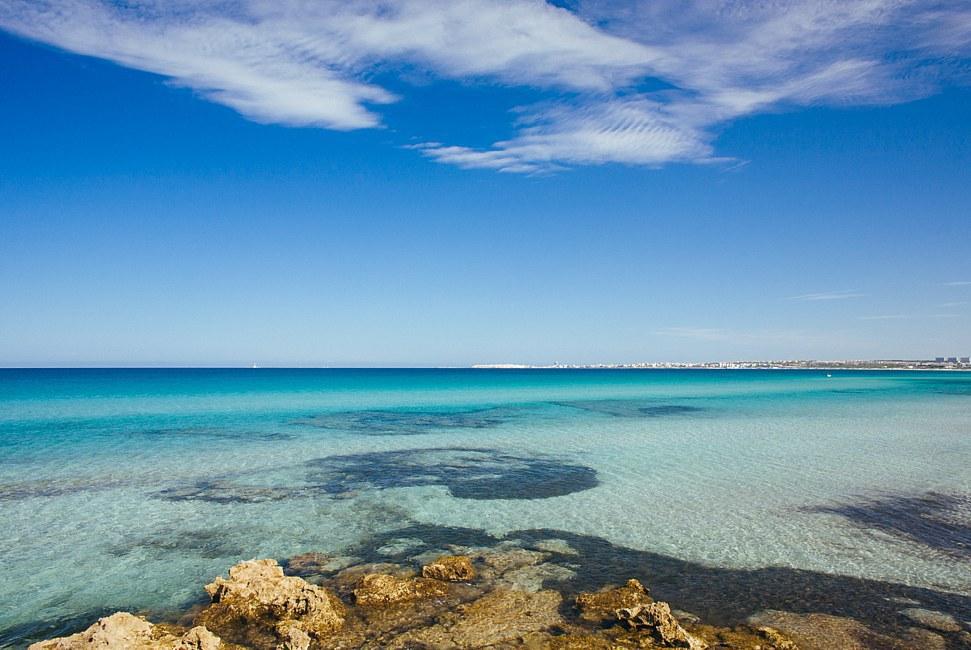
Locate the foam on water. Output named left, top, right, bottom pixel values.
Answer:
left=0, top=369, right=969, bottom=646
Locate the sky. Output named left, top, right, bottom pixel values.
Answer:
left=0, top=0, right=970, bottom=366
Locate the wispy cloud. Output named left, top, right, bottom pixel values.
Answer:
left=858, top=313, right=959, bottom=321
left=787, top=290, right=865, bottom=302
left=1, top=0, right=969, bottom=171
left=944, top=281, right=971, bottom=286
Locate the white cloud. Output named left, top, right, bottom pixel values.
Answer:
left=944, top=281, right=971, bottom=286
left=1, top=0, right=968, bottom=170
left=787, top=290, right=866, bottom=302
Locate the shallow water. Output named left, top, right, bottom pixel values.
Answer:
left=0, top=368, right=969, bottom=646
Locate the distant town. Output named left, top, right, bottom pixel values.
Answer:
left=473, top=357, right=971, bottom=370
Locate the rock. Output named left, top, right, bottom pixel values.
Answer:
left=616, top=601, right=706, bottom=649
left=29, top=613, right=156, bottom=650
left=422, top=555, right=476, bottom=582
left=749, top=610, right=908, bottom=650
left=756, top=626, right=799, bottom=650
left=200, top=559, right=344, bottom=641
left=495, top=562, right=575, bottom=592
left=286, top=552, right=359, bottom=576
left=901, top=626, right=947, bottom=650
left=174, top=626, right=221, bottom=650
left=576, top=578, right=652, bottom=623
left=898, top=607, right=962, bottom=633
left=353, top=573, right=449, bottom=606
left=477, top=548, right=549, bottom=575
left=532, top=539, right=579, bottom=556
left=274, top=622, right=311, bottom=650
left=389, top=588, right=563, bottom=648
left=376, top=537, right=425, bottom=557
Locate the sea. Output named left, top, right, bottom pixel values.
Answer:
left=0, top=368, right=968, bottom=646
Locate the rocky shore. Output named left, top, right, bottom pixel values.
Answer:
left=26, top=536, right=970, bottom=650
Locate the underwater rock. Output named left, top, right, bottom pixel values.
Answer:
left=28, top=614, right=222, bottom=650
left=898, top=607, right=962, bottom=633
left=495, top=562, right=576, bottom=592
left=616, top=601, right=705, bottom=649
left=388, top=588, right=564, bottom=648
left=749, top=610, right=909, bottom=650
left=532, top=538, right=579, bottom=556
left=421, top=555, right=475, bottom=582
left=477, top=548, right=550, bottom=575
left=352, top=573, right=449, bottom=606
left=576, top=578, right=652, bottom=624
left=200, top=559, right=344, bottom=642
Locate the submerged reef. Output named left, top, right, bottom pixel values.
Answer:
left=26, top=529, right=971, bottom=649
left=292, top=408, right=514, bottom=436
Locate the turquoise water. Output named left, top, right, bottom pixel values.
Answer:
left=1, top=368, right=969, bottom=646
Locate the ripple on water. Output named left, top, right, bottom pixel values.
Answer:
left=292, top=408, right=515, bottom=435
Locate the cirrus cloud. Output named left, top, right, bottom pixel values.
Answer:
left=1, top=0, right=968, bottom=171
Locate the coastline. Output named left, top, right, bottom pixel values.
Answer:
left=24, top=529, right=971, bottom=650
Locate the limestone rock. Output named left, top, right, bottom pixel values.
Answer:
left=353, top=573, right=449, bottom=606
left=576, top=578, right=652, bottom=623
left=175, top=626, right=221, bottom=650
left=389, top=588, right=563, bottom=649
left=749, top=610, right=908, bottom=650
left=201, top=559, right=344, bottom=640
left=29, top=613, right=155, bottom=650
left=617, top=601, right=706, bottom=649
left=274, top=622, right=310, bottom=650
left=898, top=607, right=962, bottom=633
left=421, top=555, right=476, bottom=582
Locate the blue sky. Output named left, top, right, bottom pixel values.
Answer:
left=1, top=0, right=970, bottom=366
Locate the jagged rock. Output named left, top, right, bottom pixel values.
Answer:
left=576, top=578, right=652, bottom=623
left=274, top=622, right=310, bottom=650
left=388, top=588, right=563, bottom=648
left=28, top=614, right=222, bottom=650
left=29, top=613, right=156, bottom=650
left=617, top=601, right=706, bottom=649
left=353, top=573, right=449, bottom=606
left=200, top=559, right=344, bottom=641
left=421, top=555, right=475, bottom=582
left=175, top=626, right=221, bottom=650
left=898, top=607, right=962, bottom=633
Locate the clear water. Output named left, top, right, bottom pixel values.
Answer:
left=1, top=369, right=969, bottom=646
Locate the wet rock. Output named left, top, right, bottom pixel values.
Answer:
left=477, top=548, right=550, bottom=575
left=898, top=607, right=962, bottom=633
left=576, top=578, right=652, bottom=624
left=389, top=588, right=563, bottom=648
left=617, top=601, right=706, bottom=649
left=353, top=573, right=449, bottom=606
left=174, top=626, right=221, bottom=650
left=199, top=559, right=344, bottom=642
left=421, top=555, right=475, bottom=582
left=749, top=610, right=908, bottom=650
left=496, top=562, right=576, bottom=592
left=901, top=626, right=947, bottom=650
left=532, top=539, right=579, bottom=556
left=376, top=537, right=425, bottom=557
left=285, top=553, right=359, bottom=577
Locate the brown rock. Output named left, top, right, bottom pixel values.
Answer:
left=749, top=610, right=910, bottom=650
left=200, top=559, right=344, bottom=641
left=28, top=613, right=156, bottom=650
left=274, top=622, right=311, bottom=650
left=353, top=573, right=449, bottom=606
left=421, top=555, right=476, bottom=582
left=576, top=578, right=652, bottom=623
left=389, top=588, right=564, bottom=649
left=617, top=601, right=706, bottom=649
left=175, top=626, right=221, bottom=650
left=898, top=607, right=962, bottom=633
